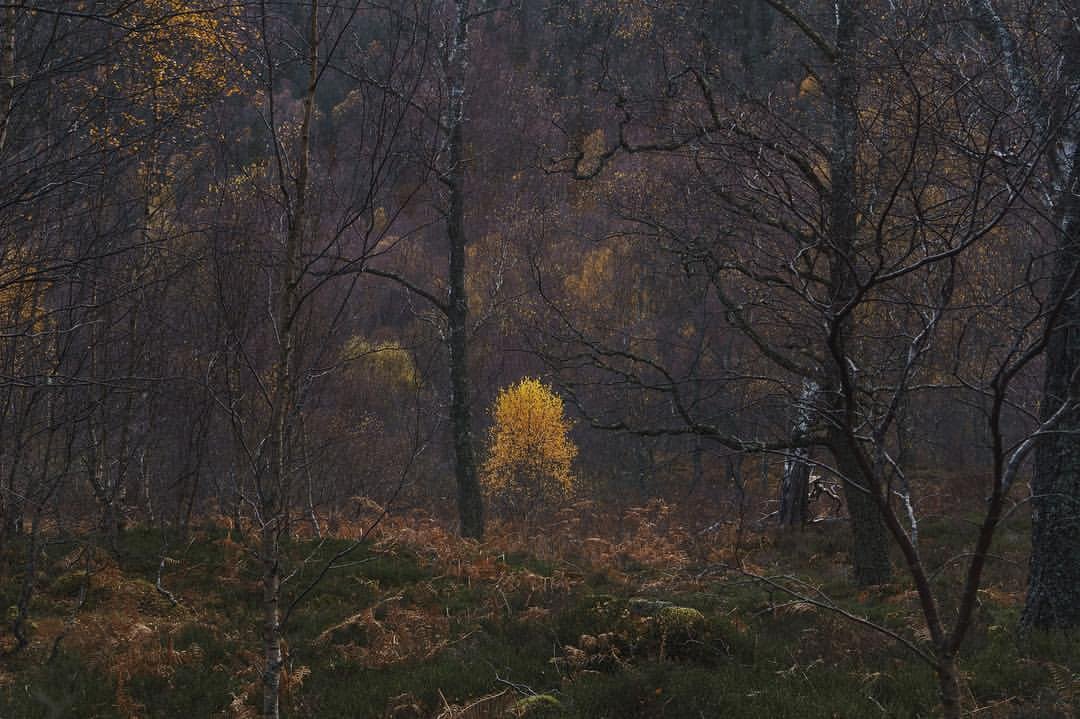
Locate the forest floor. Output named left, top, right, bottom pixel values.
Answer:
left=0, top=498, right=1077, bottom=718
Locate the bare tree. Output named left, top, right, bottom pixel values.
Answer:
left=361, top=0, right=514, bottom=539
left=200, top=1, right=434, bottom=712
left=968, top=0, right=1080, bottom=632
left=536, top=2, right=1060, bottom=714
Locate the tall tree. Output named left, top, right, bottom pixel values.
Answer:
left=444, top=0, right=485, bottom=538
left=969, top=0, right=1080, bottom=631
left=821, top=0, right=891, bottom=585
left=259, top=0, right=318, bottom=710
left=537, top=0, right=894, bottom=582
left=362, top=0, right=500, bottom=539
left=207, top=1, right=431, bottom=710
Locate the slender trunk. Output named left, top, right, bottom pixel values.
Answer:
left=688, top=436, right=703, bottom=497
left=0, top=364, right=12, bottom=542
left=2, top=396, right=34, bottom=539
left=260, top=522, right=282, bottom=719
left=87, top=242, right=124, bottom=545
left=140, top=450, right=153, bottom=525
left=11, top=509, right=42, bottom=651
left=300, top=419, right=321, bottom=539
left=779, top=380, right=817, bottom=527
left=112, top=307, right=138, bottom=530
left=259, top=0, right=317, bottom=713
left=182, top=409, right=209, bottom=535
left=11, top=387, right=66, bottom=654
left=0, top=5, right=16, bottom=156
left=446, top=0, right=483, bottom=539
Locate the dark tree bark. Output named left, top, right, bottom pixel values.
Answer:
left=829, top=425, right=892, bottom=585
left=1024, top=141, right=1080, bottom=630
left=359, top=0, right=487, bottom=539
left=825, top=0, right=890, bottom=585
left=443, top=0, right=484, bottom=539
left=967, top=0, right=1080, bottom=631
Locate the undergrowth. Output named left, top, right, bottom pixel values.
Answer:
left=0, top=500, right=1075, bottom=718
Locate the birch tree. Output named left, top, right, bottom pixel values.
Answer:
left=361, top=0, right=506, bottom=539
left=211, top=2, right=432, bottom=711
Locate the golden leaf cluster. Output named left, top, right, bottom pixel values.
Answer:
left=481, top=378, right=577, bottom=502
left=341, top=337, right=421, bottom=390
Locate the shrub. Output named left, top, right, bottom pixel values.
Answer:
left=481, top=378, right=577, bottom=516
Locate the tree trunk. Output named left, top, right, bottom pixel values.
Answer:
left=831, top=428, right=892, bottom=585
left=446, top=0, right=484, bottom=540
left=11, top=389, right=66, bottom=654
left=779, top=380, right=817, bottom=527
left=2, top=401, right=32, bottom=539
left=449, top=221, right=483, bottom=539
left=779, top=452, right=811, bottom=527
left=1023, top=142, right=1080, bottom=631
left=966, top=0, right=1080, bottom=634
left=937, top=655, right=963, bottom=719
left=11, top=507, right=42, bottom=651
left=260, top=522, right=283, bottom=719
left=826, top=0, right=890, bottom=585
left=258, top=0, right=317, bottom=712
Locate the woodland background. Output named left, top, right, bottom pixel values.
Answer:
left=0, top=1, right=1079, bottom=717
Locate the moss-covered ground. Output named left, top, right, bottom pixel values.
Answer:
left=0, top=501, right=1075, bottom=718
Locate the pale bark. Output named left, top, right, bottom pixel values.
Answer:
left=260, top=0, right=318, bottom=714
left=778, top=379, right=817, bottom=527
left=260, top=522, right=283, bottom=719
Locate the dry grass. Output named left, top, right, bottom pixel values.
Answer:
left=1, top=486, right=1068, bottom=719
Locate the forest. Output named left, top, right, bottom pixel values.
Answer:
left=0, top=0, right=1078, bottom=717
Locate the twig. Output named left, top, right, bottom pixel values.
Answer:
left=743, top=570, right=937, bottom=668
left=155, top=555, right=181, bottom=607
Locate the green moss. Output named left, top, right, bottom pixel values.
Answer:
left=2, top=524, right=1075, bottom=719
left=515, top=693, right=565, bottom=717
left=48, top=571, right=89, bottom=597
left=658, top=605, right=704, bottom=630
left=0, top=651, right=118, bottom=719
left=501, top=551, right=557, bottom=577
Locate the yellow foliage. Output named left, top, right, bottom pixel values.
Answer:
left=80, top=1, right=248, bottom=148
left=482, top=378, right=577, bottom=505
left=342, top=337, right=420, bottom=390
left=563, top=246, right=614, bottom=311
left=373, top=206, right=389, bottom=234
left=593, top=0, right=655, bottom=40
left=571, top=128, right=609, bottom=183
left=798, top=74, right=821, bottom=98
left=0, top=247, right=50, bottom=336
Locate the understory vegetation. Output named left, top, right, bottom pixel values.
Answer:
left=2, top=499, right=1075, bottom=718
